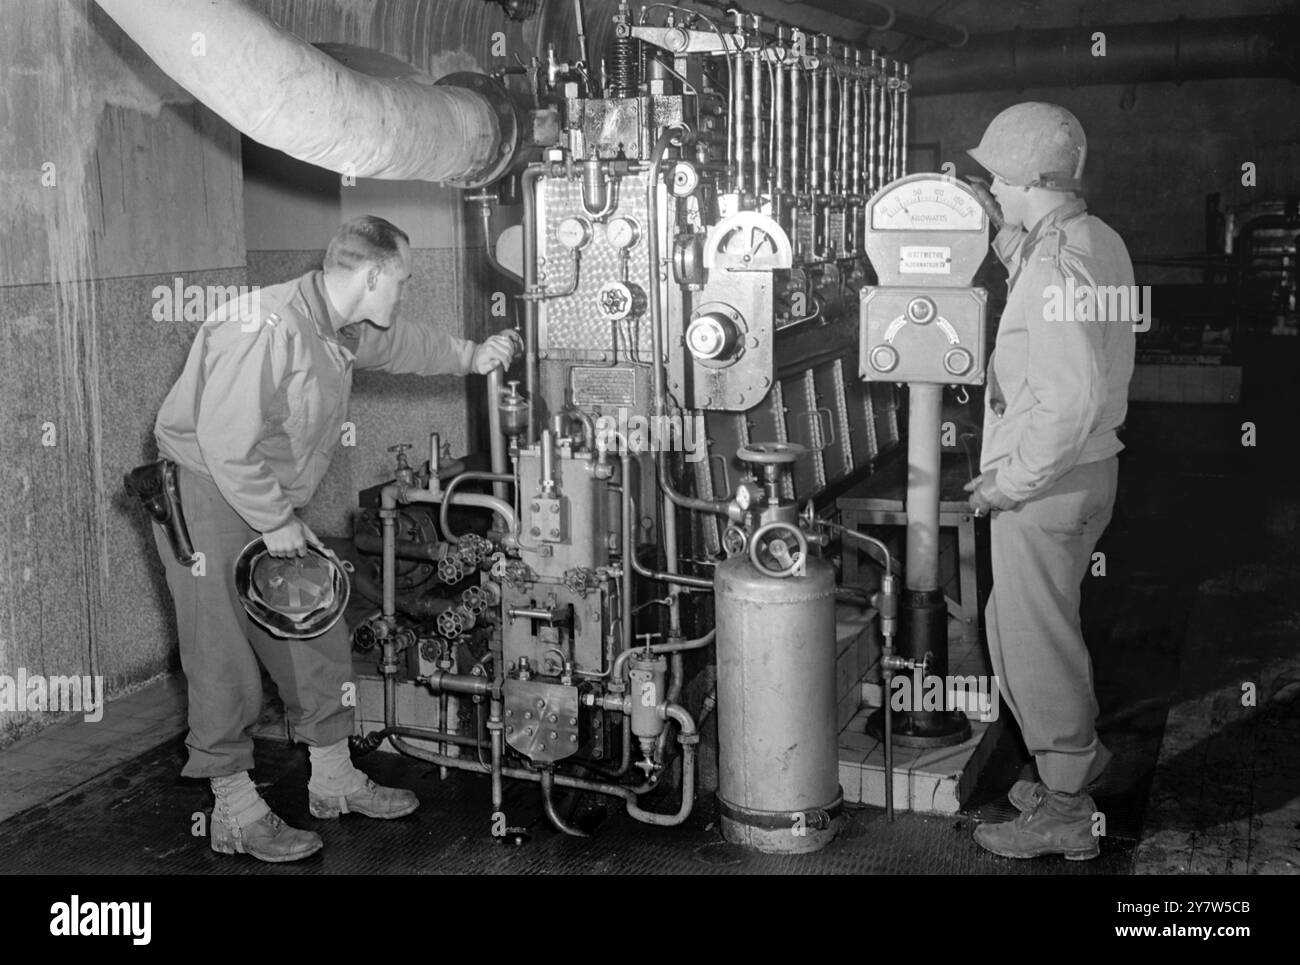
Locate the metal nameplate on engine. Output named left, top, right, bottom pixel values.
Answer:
left=570, top=366, right=636, bottom=407
left=502, top=679, right=581, bottom=763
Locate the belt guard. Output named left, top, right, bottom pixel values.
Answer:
left=124, top=459, right=198, bottom=565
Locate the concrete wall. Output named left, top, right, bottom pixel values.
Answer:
left=0, top=0, right=245, bottom=742
left=0, top=0, right=510, bottom=743
left=914, top=81, right=1300, bottom=287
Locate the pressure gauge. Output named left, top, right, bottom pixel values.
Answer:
left=556, top=216, right=592, bottom=250
left=605, top=216, right=640, bottom=250
left=870, top=179, right=985, bottom=232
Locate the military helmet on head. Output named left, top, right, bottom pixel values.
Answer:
left=968, top=102, right=1087, bottom=191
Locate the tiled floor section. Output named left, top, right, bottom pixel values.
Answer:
left=0, top=674, right=188, bottom=823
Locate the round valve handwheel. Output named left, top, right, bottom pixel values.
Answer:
left=749, top=521, right=809, bottom=579
left=736, top=441, right=806, bottom=465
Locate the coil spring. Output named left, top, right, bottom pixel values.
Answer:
left=609, top=34, right=640, bottom=98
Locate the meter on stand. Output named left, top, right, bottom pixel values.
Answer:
left=857, top=172, right=992, bottom=753
left=860, top=174, right=989, bottom=385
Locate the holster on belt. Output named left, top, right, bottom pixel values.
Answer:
left=124, top=459, right=198, bottom=565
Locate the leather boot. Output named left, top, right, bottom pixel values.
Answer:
left=974, top=789, right=1101, bottom=860
left=309, top=777, right=419, bottom=820
left=210, top=806, right=323, bottom=862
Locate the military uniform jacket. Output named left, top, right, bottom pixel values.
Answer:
left=155, top=270, right=476, bottom=532
left=981, top=199, right=1137, bottom=503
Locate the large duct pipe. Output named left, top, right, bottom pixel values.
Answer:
left=92, top=0, right=517, bottom=185
left=911, top=16, right=1300, bottom=96
left=785, top=0, right=968, bottom=48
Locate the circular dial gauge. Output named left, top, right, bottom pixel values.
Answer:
left=870, top=179, right=985, bottom=231
left=605, top=216, right=641, bottom=249
left=556, top=217, right=592, bottom=250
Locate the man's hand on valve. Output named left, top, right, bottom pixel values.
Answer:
left=471, top=331, right=521, bottom=375
left=964, top=469, right=1020, bottom=517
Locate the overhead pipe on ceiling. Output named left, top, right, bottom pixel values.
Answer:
left=910, top=15, right=1300, bottom=96
left=783, top=0, right=968, bottom=48
left=92, top=0, right=518, bottom=186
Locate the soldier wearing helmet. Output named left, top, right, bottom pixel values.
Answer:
left=147, top=215, right=519, bottom=863
left=962, top=103, right=1136, bottom=860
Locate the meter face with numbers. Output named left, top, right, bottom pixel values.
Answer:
left=870, top=179, right=986, bottom=234
left=861, top=173, right=991, bottom=385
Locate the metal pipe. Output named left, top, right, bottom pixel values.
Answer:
left=477, top=199, right=524, bottom=286
left=789, top=39, right=802, bottom=196
left=750, top=25, right=763, bottom=198
left=905, top=384, right=942, bottom=590
left=910, top=15, right=1300, bottom=96
left=808, top=36, right=821, bottom=197
left=774, top=29, right=787, bottom=197
left=380, top=485, right=399, bottom=620
left=487, top=369, right=510, bottom=501
left=610, top=629, right=716, bottom=684
left=430, top=472, right=516, bottom=543
left=540, top=428, right=556, bottom=495
left=92, top=0, right=510, bottom=185
left=890, top=61, right=902, bottom=181
left=900, top=63, right=910, bottom=177
left=421, top=670, right=495, bottom=697
left=632, top=547, right=714, bottom=589
left=354, top=531, right=442, bottom=561
left=795, top=0, right=969, bottom=49
left=643, top=131, right=731, bottom=517
left=876, top=57, right=889, bottom=191
left=625, top=704, right=697, bottom=826
left=821, top=37, right=833, bottom=202
left=540, top=769, right=591, bottom=836
left=850, top=49, right=862, bottom=198
left=867, top=52, right=878, bottom=195
left=385, top=724, right=489, bottom=749
left=387, top=730, right=693, bottom=826
left=733, top=20, right=747, bottom=195
left=489, top=698, right=504, bottom=812
left=521, top=163, right=545, bottom=444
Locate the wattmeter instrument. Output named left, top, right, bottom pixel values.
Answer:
left=860, top=173, right=990, bottom=385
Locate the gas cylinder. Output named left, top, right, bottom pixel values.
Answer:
left=714, top=552, right=841, bottom=853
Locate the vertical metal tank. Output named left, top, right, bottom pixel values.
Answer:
left=714, top=553, right=841, bottom=853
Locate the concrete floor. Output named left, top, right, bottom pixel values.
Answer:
left=1, top=399, right=1298, bottom=874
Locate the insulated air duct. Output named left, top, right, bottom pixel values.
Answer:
left=92, top=0, right=519, bottom=186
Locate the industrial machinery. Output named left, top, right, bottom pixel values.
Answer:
left=859, top=173, right=990, bottom=779
left=344, top=0, right=952, bottom=851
